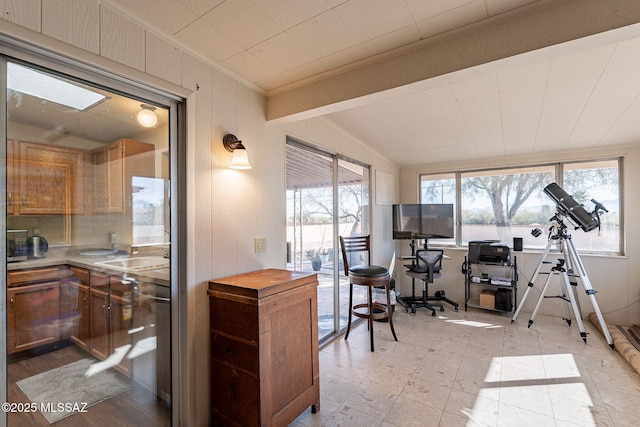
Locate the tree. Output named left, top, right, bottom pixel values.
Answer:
left=464, top=173, right=551, bottom=226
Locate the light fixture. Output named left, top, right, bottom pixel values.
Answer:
left=223, top=133, right=252, bottom=170
left=137, top=104, right=158, bottom=128
left=7, top=62, right=106, bottom=110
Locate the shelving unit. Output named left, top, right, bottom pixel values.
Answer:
left=464, top=255, right=517, bottom=313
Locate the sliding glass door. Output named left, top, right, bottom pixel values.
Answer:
left=285, top=140, right=370, bottom=343
left=3, top=57, right=175, bottom=426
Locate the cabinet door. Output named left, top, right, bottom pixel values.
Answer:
left=110, top=292, right=133, bottom=375
left=7, top=282, right=61, bottom=354
left=92, top=146, right=108, bottom=213
left=73, top=284, right=90, bottom=350
left=18, top=142, right=85, bottom=214
left=106, top=142, right=124, bottom=213
left=89, top=287, right=109, bottom=360
left=7, top=140, right=17, bottom=215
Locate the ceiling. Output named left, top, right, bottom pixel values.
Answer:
left=101, top=0, right=640, bottom=167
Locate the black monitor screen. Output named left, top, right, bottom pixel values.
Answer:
left=392, top=204, right=454, bottom=239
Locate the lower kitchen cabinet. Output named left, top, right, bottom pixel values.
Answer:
left=7, top=281, right=61, bottom=354
left=89, top=272, right=110, bottom=361
left=7, top=267, right=62, bottom=355
left=61, top=266, right=90, bottom=351
left=89, top=271, right=133, bottom=375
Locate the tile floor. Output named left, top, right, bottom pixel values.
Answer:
left=291, top=306, right=640, bottom=426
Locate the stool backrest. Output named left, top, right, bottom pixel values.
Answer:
left=339, top=235, right=371, bottom=276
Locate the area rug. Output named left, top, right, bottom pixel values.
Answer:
left=16, top=357, right=130, bottom=424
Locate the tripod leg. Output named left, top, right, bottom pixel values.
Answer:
left=561, top=270, right=588, bottom=343
left=566, top=237, right=614, bottom=348
left=512, top=239, right=554, bottom=323
left=528, top=272, right=554, bottom=328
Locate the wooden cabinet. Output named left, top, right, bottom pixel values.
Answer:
left=61, top=266, right=90, bottom=351
left=208, top=269, right=320, bottom=427
left=88, top=271, right=132, bottom=375
left=89, top=271, right=110, bottom=361
left=12, top=141, right=85, bottom=215
left=92, top=138, right=155, bottom=214
left=7, top=267, right=62, bottom=354
left=7, top=140, right=17, bottom=215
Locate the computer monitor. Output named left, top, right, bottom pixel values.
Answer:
left=392, top=204, right=454, bottom=240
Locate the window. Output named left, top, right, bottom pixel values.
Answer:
left=420, top=173, right=456, bottom=245
left=562, top=160, right=620, bottom=252
left=419, top=158, right=622, bottom=254
left=461, top=166, right=554, bottom=247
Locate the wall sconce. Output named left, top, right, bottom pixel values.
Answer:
left=223, top=133, right=252, bottom=169
left=137, top=104, right=158, bottom=128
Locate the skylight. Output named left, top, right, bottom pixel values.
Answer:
left=7, top=62, right=106, bottom=111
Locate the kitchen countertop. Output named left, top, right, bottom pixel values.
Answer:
left=7, top=253, right=170, bottom=287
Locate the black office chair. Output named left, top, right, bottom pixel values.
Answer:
left=402, top=249, right=459, bottom=316
left=340, top=235, right=398, bottom=351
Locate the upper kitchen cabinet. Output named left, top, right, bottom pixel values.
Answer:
left=9, top=140, right=86, bottom=215
left=93, top=139, right=155, bottom=214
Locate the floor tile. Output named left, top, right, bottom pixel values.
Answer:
left=292, top=308, right=639, bottom=426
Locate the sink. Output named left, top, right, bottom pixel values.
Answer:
left=80, top=248, right=119, bottom=256
left=95, top=256, right=169, bottom=272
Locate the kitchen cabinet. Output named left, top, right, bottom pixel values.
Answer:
left=13, top=141, right=85, bottom=215
left=208, top=269, right=320, bottom=427
left=88, top=271, right=133, bottom=375
left=89, top=271, right=110, bottom=361
left=7, top=267, right=62, bottom=355
left=61, top=266, right=90, bottom=351
left=93, top=138, right=155, bottom=214
left=7, top=140, right=17, bottom=215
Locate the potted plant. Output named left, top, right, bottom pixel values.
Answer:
left=306, top=249, right=323, bottom=271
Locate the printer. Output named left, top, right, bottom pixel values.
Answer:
left=478, top=243, right=511, bottom=264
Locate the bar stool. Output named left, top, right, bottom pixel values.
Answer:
left=339, top=235, right=398, bottom=351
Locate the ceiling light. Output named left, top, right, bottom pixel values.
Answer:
left=137, top=104, right=158, bottom=128
left=7, top=62, right=106, bottom=110
left=223, top=134, right=252, bottom=170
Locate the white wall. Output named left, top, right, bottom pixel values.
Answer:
left=399, top=145, right=640, bottom=328
left=0, top=3, right=399, bottom=426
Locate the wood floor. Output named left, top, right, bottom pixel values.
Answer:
left=7, top=344, right=171, bottom=426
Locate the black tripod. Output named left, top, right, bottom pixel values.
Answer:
left=511, top=214, right=613, bottom=348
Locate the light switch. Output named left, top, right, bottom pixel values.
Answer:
left=254, top=237, right=267, bottom=253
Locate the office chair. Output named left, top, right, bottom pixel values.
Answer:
left=339, top=235, right=398, bottom=351
left=402, top=249, right=459, bottom=316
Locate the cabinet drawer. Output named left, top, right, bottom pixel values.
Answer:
left=211, top=333, right=258, bottom=374
left=209, top=297, right=258, bottom=342
left=8, top=267, right=59, bottom=287
left=211, top=363, right=258, bottom=427
left=109, top=277, right=133, bottom=296
left=90, top=271, right=109, bottom=289
left=69, top=266, right=90, bottom=284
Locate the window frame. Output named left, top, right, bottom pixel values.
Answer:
left=419, top=157, right=623, bottom=255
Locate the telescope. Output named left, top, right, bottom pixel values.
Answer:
left=543, top=183, right=607, bottom=233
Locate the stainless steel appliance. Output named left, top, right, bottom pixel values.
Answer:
left=7, top=229, right=28, bottom=262
left=27, top=235, right=48, bottom=259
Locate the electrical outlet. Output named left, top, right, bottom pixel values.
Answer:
left=109, top=232, right=117, bottom=243
left=254, top=237, right=267, bottom=253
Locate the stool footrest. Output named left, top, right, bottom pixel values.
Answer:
left=352, top=303, right=389, bottom=320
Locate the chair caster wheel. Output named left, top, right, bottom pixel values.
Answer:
left=454, top=307, right=459, bottom=312
left=440, top=307, right=444, bottom=312
left=431, top=311, right=436, bottom=317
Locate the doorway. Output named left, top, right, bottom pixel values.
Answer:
left=2, top=57, right=176, bottom=426
left=285, top=140, right=370, bottom=343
